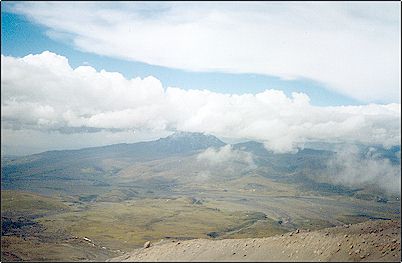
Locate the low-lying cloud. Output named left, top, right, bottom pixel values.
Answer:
left=1, top=52, right=401, bottom=154
left=327, top=146, right=401, bottom=194
left=197, top=145, right=255, bottom=167
left=196, top=145, right=256, bottom=180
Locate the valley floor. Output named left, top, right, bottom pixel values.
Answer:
left=109, top=219, right=401, bottom=262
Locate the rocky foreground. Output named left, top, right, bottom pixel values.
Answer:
left=109, top=220, right=401, bottom=262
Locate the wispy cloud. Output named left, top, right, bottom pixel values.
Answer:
left=8, top=2, right=400, bottom=103
left=327, top=146, right=401, bottom=194
left=197, top=145, right=255, bottom=167
left=196, top=145, right=256, bottom=180
left=1, top=51, right=400, bottom=154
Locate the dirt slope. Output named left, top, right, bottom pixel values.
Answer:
left=109, top=220, right=401, bottom=262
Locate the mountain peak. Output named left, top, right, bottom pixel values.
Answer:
left=165, top=131, right=220, bottom=140
left=166, top=131, right=205, bottom=139
left=158, top=131, right=226, bottom=151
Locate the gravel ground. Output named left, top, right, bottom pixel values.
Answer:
left=108, top=220, right=401, bottom=262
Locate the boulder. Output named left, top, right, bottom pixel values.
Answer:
left=144, top=241, right=151, bottom=249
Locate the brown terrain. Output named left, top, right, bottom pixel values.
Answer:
left=109, top=220, right=401, bottom=262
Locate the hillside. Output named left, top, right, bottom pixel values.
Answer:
left=109, top=220, right=401, bottom=262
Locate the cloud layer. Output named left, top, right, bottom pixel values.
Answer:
left=1, top=51, right=401, bottom=154
left=8, top=2, right=401, bottom=103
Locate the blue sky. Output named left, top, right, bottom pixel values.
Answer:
left=1, top=8, right=362, bottom=106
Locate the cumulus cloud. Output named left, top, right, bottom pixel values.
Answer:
left=1, top=52, right=401, bottom=154
left=327, top=146, right=401, bottom=194
left=7, top=2, right=401, bottom=103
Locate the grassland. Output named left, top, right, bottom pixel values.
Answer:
left=1, top=190, right=289, bottom=261
left=2, top=185, right=400, bottom=262
left=1, top=190, right=71, bottom=216
left=35, top=196, right=287, bottom=251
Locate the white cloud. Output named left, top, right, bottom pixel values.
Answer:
left=327, top=145, right=401, bottom=194
left=8, top=2, right=401, bottom=103
left=1, top=51, right=401, bottom=154
left=196, top=145, right=256, bottom=180
left=197, top=145, right=255, bottom=167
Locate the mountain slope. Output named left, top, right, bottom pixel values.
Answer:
left=2, top=131, right=225, bottom=165
left=109, top=220, right=401, bottom=262
left=1, top=132, right=226, bottom=193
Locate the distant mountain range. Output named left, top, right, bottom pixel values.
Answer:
left=1, top=131, right=400, bottom=200
left=2, top=131, right=399, bottom=162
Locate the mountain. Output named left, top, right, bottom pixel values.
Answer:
left=3, top=131, right=225, bottom=162
left=2, top=132, right=398, bottom=199
left=233, top=141, right=271, bottom=156
left=1, top=132, right=227, bottom=195
left=151, top=131, right=226, bottom=154
left=1, top=131, right=225, bottom=172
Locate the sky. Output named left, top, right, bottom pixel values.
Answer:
left=1, top=1, right=401, bottom=155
